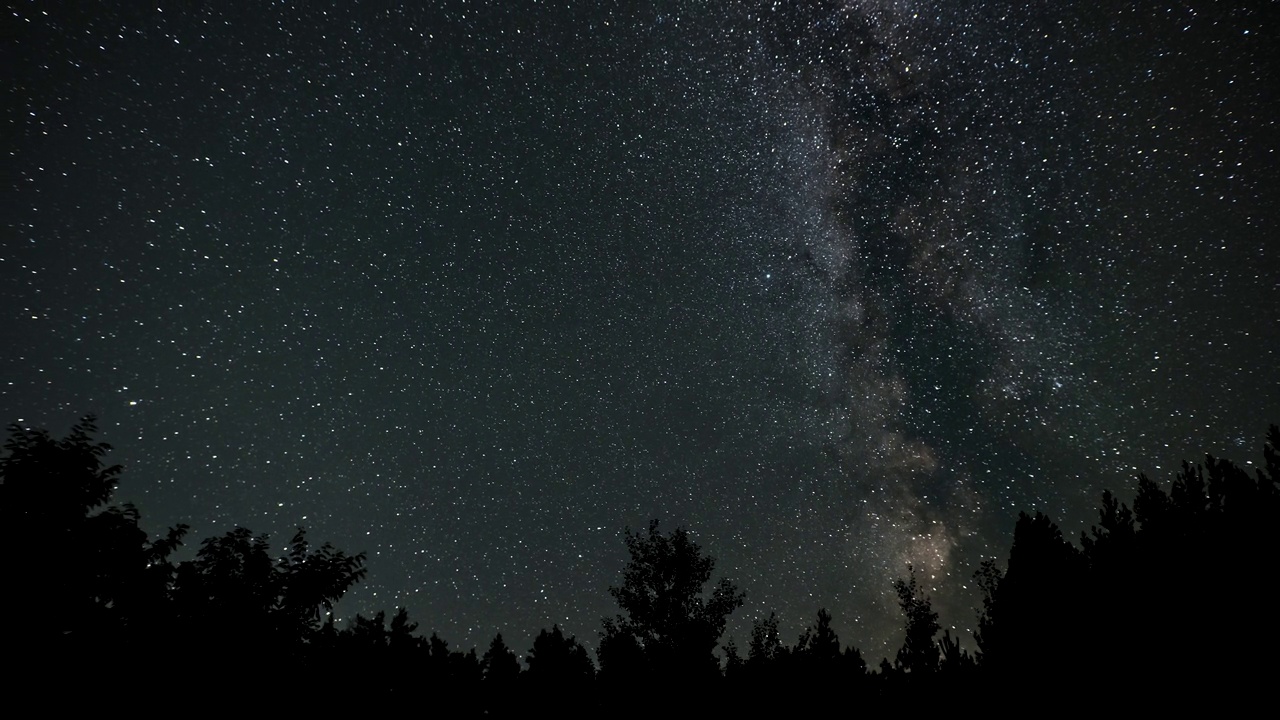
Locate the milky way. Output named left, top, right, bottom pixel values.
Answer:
left=5, top=1, right=1277, bottom=660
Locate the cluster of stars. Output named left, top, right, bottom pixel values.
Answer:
left=4, top=1, right=1275, bottom=661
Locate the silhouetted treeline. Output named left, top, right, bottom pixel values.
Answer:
left=973, top=426, right=1280, bottom=695
left=3, top=416, right=1276, bottom=708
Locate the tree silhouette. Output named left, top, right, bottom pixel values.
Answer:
left=722, top=636, right=744, bottom=678
left=599, top=519, right=744, bottom=685
left=730, top=610, right=786, bottom=699
left=526, top=624, right=595, bottom=684
left=482, top=633, right=521, bottom=684
left=794, top=608, right=841, bottom=664
left=8, top=412, right=1279, bottom=699
left=0, top=416, right=187, bottom=664
left=971, top=427, right=1280, bottom=692
left=893, top=566, right=940, bottom=676
left=746, top=611, right=784, bottom=671
left=937, top=629, right=975, bottom=675
left=974, top=511, right=1086, bottom=683
left=791, top=608, right=867, bottom=703
left=317, top=607, right=436, bottom=699
left=480, top=632, right=521, bottom=715
left=0, top=417, right=120, bottom=520
left=170, top=525, right=365, bottom=664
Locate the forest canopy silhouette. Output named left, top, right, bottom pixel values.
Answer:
left=2, top=415, right=1276, bottom=707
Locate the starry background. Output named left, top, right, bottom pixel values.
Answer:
left=5, top=1, right=1277, bottom=661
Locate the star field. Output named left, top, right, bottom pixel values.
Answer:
left=5, top=1, right=1277, bottom=661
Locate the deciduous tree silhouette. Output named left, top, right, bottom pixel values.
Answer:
left=722, top=636, right=744, bottom=678
left=0, top=416, right=187, bottom=663
left=598, top=519, right=744, bottom=685
left=170, top=525, right=366, bottom=664
left=893, top=566, right=940, bottom=676
left=746, top=610, right=784, bottom=672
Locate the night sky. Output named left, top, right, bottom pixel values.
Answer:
left=6, top=1, right=1278, bottom=661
